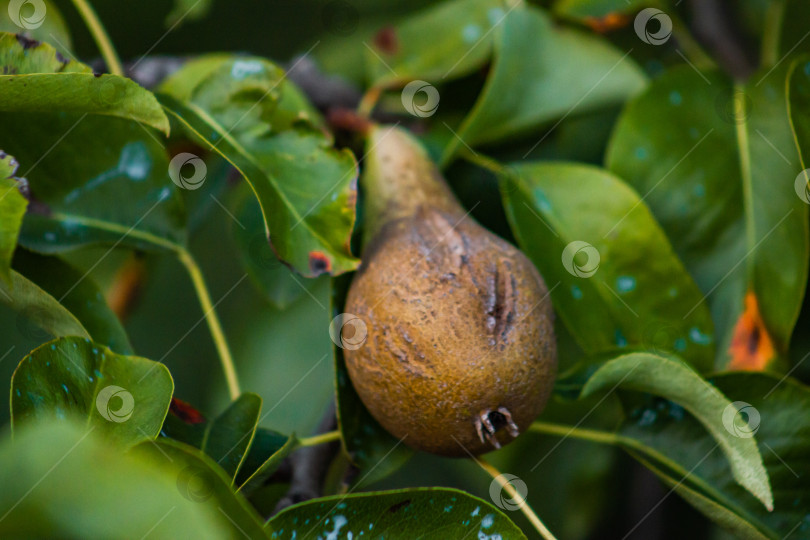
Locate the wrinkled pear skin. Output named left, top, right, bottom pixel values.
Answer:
left=343, top=206, right=557, bottom=456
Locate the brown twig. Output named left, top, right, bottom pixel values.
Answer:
left=270, top=400, right=340, bottom=516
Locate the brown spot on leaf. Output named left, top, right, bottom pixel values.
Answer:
left=728, top=292, right=775, bottom=371
left=584, top=13, right=630, bottom=33
left=309, top=251, right=332, bottom=275
left=373, top=26, right=398, bottom=55
left=169, top=398, right=206, bottom=424
left=15, top=34, right=40, bottom=50
left=388, top=499, right=411, bottom=513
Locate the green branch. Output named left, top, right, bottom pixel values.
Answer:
left=70, top=0, right=124, bottom=76
left=176, top=247, right=241, bottom=400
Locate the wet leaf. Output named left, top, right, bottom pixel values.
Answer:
left=0, top=420, right=231, bottom=539
left=606, top=65, right=809, bottom=369
left=616, top=372, right=810, bottom=539
left=11, top=336, right=173, bottom=447
left=0, top=151, right=27, bottom=284
left=158, top=55, right=359, bottom=277
left=501, top=162, right=715, bottom=370
left=0, top=33, right=169, bottom=133
left=0, top=114, right=185, bottom=253
left=442, top=5, right=646, bottom=163
left=11, top=249, right=132, bottom=354
left=582, top=353, right=773, bottom=510
left=365, top=0, right=509, bottom=87
left=265, top=488, right=528, bottom=539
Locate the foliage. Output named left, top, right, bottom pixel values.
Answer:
left=0, top=0, right=808, bottom=538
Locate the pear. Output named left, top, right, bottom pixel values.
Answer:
left=342, top=125, right=556, bottom=456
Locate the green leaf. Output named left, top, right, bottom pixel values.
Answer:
left=617, top=373, right=810, bottom=539
left=0, top=114, right=185, bottom=254
left=200, top=393, right=262, bottom=481
left=442, top=5, right=647, bottom=163
left=11, top=336, right=173, bottom=447
left=0, top=420, right=232, bottom=538
left=233, top=191, right=313, bottom=308
left=582, top=353, right=773, bottom=510
left=365, top=0, right=509, bottom=87
left=606, top=65, right=809, bottom=370
left=332, top=274, right=413, bottom=486
left=553, top=0, right=647, bottom=22
left=158, top=55, right=359, bottom=277
left=161, top=396, right=297, bottom=492
left=135, top=438, right=270, bottom=539
left=0, top=270, right=89, bottom=342
left=0, top=1, right=73, bottom=57
left=0, top=33, right=169, bottom=134
left=166, top=0, right=212, bottom=27
left=788, top=55, right=810, bottom=196
left=501, top=162, right=715, bottom=370
left=12, top=249, right=132, bottom=354
left=265, top=488, right=528, bottom=539
left=236, top=428, right=298, bottom=495
left=0, top=152, right=27, bottom=284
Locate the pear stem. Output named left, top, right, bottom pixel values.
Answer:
left=475, top=456, right=559, bottom=540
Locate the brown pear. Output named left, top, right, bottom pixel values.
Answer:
left=342, top=125, right=556, bottom=456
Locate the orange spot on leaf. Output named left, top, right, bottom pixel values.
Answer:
left=728, top=292, right=776, bottom=371
left=309, top=251, right=332, bottom=275
left=584, top=13, right=630, bottom=33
